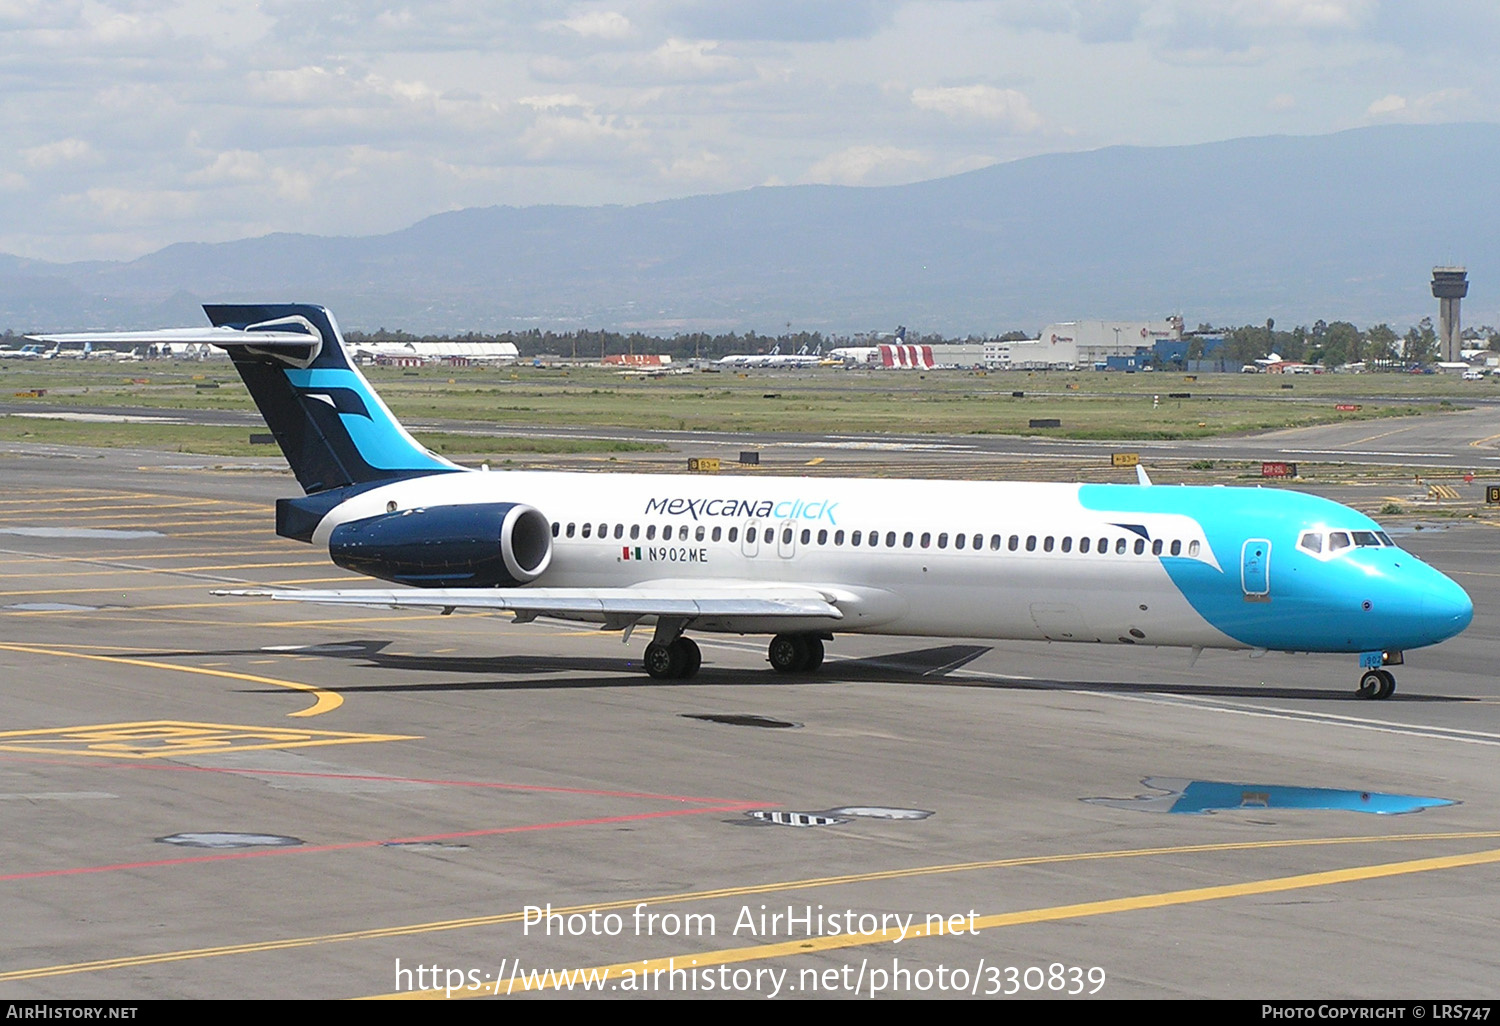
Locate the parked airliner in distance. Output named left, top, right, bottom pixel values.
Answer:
left=32, top=305, right=1473, bottom=698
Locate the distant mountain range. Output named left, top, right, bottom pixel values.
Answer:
left=3, top=122, right=1496, bottom=335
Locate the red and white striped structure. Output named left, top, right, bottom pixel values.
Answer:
left=877, top=344, right=935, bottom=369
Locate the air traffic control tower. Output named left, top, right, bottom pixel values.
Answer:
left=1432, top=266, right=1469, bottom=363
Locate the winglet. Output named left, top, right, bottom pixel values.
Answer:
left=1136, top=465, right=1152, bottom=486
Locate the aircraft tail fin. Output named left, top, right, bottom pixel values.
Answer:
left=202, top=304, right=461, bottom=494
left=32, top=304, right=462, bottom=494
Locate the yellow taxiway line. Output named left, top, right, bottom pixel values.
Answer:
left=381, top=841, right=1500, bottom=998
left=0, top=641, right=341, bottom=717
left=3, top=831, right=1498, bottom=987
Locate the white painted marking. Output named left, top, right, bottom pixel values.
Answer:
left=0, top=791, right=117, bottom=801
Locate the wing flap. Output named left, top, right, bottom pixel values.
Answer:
left=213, top=584, right=844, bottom=622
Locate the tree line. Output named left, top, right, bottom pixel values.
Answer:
left=344, top=326, right=1030, bottom=361
left=1195, top=318, right=1500, bottom=368
left=241, top=319, right=1500, bottom=366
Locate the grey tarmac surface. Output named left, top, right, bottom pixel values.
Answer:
left=0, top=432, right=1498, bottom=1001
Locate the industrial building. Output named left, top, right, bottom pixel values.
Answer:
left=984, top=318, right=1184, bottom=370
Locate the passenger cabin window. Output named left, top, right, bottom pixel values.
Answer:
left=851, top=530, right=862, bottom=546
left=566, top=523, right=576, bottom=538
left=728, top=527, right=739, bottom=542
left=1115, top=538, right=1127, bottom=554
left=1080, top=537, right=1091, bottom=553
left=1133, top=539, right=1145, bottom=555
left=1061, top=537, right=1072, bottom=553
left=679, top=525, right=689, bottom=541
left=646, top=525, right=656, bottom=540
left=746, top=527, right=757, bottom=543
left=696, top=526, right=706, bottom=542
left=886, top=532, right=897, bottom=547
left=1170, top=540, right=1181, bottom=556
left=712, top=526, right=722, bottom=542
left=551, top=522, right=560, bottom=537
left=614, top=524, right=624, bottom=539
left=630, top=524, right=640, bottom=540
left=920, top=532, right=931, bottom=548
left=1188, top=540, right=1201, bottom=556
left=902, top=531, right=914, bottom=548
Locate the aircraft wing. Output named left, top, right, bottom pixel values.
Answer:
left=214, top=582, right=845, bottom=626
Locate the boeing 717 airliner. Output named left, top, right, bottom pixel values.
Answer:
left=34, top=304, right=1472, bottom=698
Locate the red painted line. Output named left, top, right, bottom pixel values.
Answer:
left=1, top=804, right=764, bottom=883
left=0, top=754, right=755, bottom=806
left=133, top=762, right=750, bottom=805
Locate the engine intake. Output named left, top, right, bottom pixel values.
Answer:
left=329, top=502, right=551, bottom=587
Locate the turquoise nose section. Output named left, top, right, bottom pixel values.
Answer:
left=1419, top=572, right=1474, bottom=646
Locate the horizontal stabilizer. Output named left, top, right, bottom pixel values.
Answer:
left=28, top=325, right=318, bottom=348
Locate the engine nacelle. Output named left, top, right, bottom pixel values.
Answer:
left=328, top=502, right=552, bottom=587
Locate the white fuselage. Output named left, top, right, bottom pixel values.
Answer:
left=310, top=471, right=1240, bottom=649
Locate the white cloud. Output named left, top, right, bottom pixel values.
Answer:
left=804, top=145, right=929, bottom=186
left=518, top=96, right=646, bottom=161
left=639, top=37, right=744, bottom=82
left=22, top=139, right=95, bottom=168
left=552, top=10, right=634, bottom=40
left=656, top=149, right=736, bottom=185
left=186, top=150, right=267, bottom=185
left=1365, top=88, right=1472, bottom=122
left=62, top=186, right=202, bottom=227
left=911, top=85, right=1043, bottom=132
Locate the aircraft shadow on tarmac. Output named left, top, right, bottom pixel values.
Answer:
left=141, top=639, right=1471, bottom=702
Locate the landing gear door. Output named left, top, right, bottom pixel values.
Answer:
left=1241, top=538, right=1270, bottom=600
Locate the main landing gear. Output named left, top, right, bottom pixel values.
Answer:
left=768, top=632, right=826, bottom=673
left=639, top=630, right=831, bottom=679
left=644, top=636, right=701, bottom=680
left=1357, top=668, right=1396, bottom=700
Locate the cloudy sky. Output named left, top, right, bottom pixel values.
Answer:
left=3, top=0, right=1497, bottom=263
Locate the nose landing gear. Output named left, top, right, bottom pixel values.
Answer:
left=1356, top=662, right=1396, bottom=700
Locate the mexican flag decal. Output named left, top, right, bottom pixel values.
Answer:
left=622, top=546, right=642, bottom=560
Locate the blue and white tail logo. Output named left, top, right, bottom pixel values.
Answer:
left=206, top=304, right=460, bottom=494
